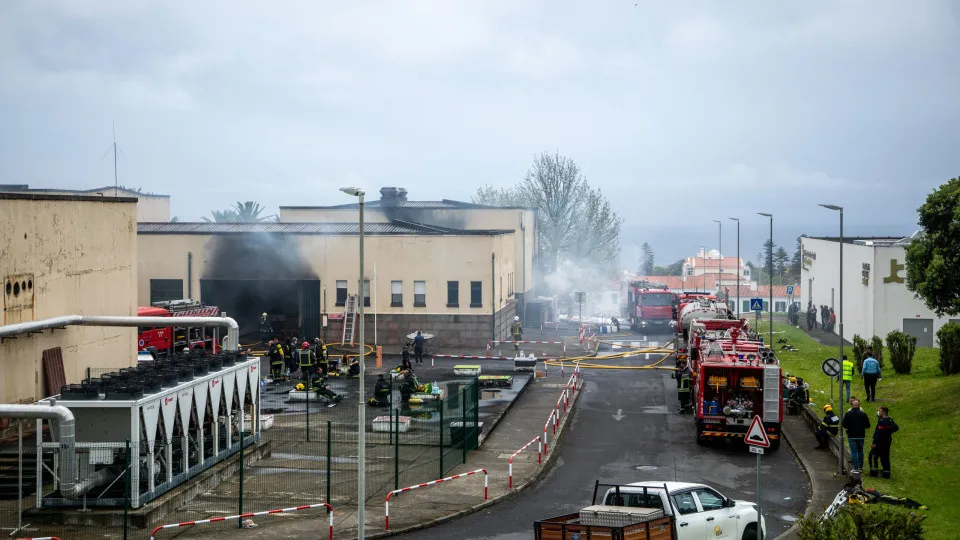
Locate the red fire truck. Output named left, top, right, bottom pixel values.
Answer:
left=137, top=299, right=222, bottom=357
left=688, top=323, right=782, bottom=450
left=627, top=280, right=676, bottom=332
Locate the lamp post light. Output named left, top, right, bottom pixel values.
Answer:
left=820, top=203, right=845, bottom=476
left=757, top=213, right=773, bottom=346
left=729, top=217, right=740, bottom=316
left=340, top=186, right=367, bottom=539
left=713, top=220, right=722, bottom=301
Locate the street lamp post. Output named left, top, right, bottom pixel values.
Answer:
left=713, top=220, right=722, bottom=302
left=729, top=218, right=740, bottom=316
left=758, top=213, right=773, bottom=346
left=340, top=187, right=367, bottom=539
left=820, top=204, right=845, bottom=476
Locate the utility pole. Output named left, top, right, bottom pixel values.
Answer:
left=820, top=204, right=845, bottom=475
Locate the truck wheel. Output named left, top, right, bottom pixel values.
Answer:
left=769, top=437, right=781, bottom=451
left=741, top=524, right=758, bottom=540
left=696, top=423, right=707, bottom=446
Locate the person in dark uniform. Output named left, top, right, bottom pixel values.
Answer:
left=401, top=343, right=412, bottom=370
left=509, top=316, right=523, bottom=350
left=869, top=406, right=899, bottom=478
left=413, top=331, right=426, bottom=365
left=268, top=340, right=285, bottom=381
left=675, top=360, right=692, bottom=413
left=815, top=404, right=840, bottom=450
left=297, top=341, right=316, bottom=383
left=368, top=374, right=391, bottom=406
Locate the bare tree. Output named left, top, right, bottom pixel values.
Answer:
left=473, top=151, right=623, bottom=274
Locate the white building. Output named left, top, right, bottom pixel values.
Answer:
left=801, top=235, right=956, bottom=348
left=683, top=248, right=751, bottom=280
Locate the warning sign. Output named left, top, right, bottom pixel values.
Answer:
left=744, top=415, right=771, bottom=448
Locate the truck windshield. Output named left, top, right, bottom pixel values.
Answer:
left=641, top=293, right=673, bottom=306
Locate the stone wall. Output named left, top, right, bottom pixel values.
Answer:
left=322, top=302, right=516, bottom=349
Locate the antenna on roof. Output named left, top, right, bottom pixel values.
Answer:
left=100, top=121, right=124, bottom=190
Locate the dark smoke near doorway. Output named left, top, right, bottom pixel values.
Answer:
left=202, top=234, right=318, bottom=340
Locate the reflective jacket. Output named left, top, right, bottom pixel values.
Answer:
left=820, top=412, right=840, bottom=436
left=842, top=359, right=855, bottom=381
left=298, top=349, right=316, bottom=368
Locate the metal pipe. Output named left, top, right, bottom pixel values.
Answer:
left=0, top=315, right=240, bottom=352
left=0, top=403, right=98, bottom=499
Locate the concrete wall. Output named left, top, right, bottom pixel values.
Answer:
left=279, top=205, right=537, bottom=298
left=0, top=195, right=138, bottom=403
left=872, top=245, right=950, bottom=343
left=137, top=231, right=516, bottom=318
left=95, top=188, right=171, bottom=222
left=355, top=301, right=516, bottom=348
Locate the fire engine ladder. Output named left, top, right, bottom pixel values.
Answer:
left=342, top=294, right=358, bottom=345
left=763, top=364, right=781, bottom=423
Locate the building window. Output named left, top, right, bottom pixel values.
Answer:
left=742, top=300, right=750, bottom=313
left=470, top=281, right=482, bottom=307
left=363, top=280, right=371, bottom=307
left=150, top=279, right=183, bottom=304
left=336, top=280, right=347, bottom=307
left=414, top=281, right=426, bottom=307
left=775, top=301, right=786, bottom=313
left=447, top=281, right=459, bottom=307
left=391, top=280, right=403, bottom=307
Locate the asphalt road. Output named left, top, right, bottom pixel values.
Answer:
left=394, top=332, right=808, bottom=540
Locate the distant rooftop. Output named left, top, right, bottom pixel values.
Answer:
left=804, top=235, right=915, bottom=245
left=280, top=186, right=533, bottom=210
left=0, top=184, right=169, bottom=198
left=137, top=220, right=513, bottom=236
left=0, top=192, right=137, bottom=204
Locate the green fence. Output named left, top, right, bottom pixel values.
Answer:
left=2, top=369, right=479, bottom=539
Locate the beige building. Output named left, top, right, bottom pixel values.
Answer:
left=0, top=184, right=171, bottom=222
left=0, top=193, right=138, bottom=404
left=137, top=209, right=523, bottom=347
left=280, top=187, right=537, bottom=304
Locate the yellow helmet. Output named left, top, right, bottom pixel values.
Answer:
left=789, top=376, right=797, bottom=383
left=824, top=404, right=833, bottom=412
left=295, top=383, right=305, bottom=391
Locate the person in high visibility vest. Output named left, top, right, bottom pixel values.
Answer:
left=842, top=355, right=854, bottom=403
left=510, top=316, right=523, bottom=350
left=297, top=341, right=316, bottom=384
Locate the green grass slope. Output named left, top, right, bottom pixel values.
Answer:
left=772, top=323, right=959, bottom=540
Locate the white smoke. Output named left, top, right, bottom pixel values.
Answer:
left=543, top=258, right=623, bottom=319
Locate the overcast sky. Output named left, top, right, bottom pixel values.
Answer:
left=1, top=1, right=958, bottom=264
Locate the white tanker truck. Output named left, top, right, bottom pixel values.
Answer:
left=676, top=299, right=731, bottom=342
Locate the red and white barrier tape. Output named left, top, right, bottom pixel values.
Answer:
left=150, top=503, right=333, bottom=540
left=508, top=436, right=542, bottom=488
left=385, top=469, right=488, bottom=530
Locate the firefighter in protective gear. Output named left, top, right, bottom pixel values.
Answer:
left=815, top=404, right=840, bottom=450
left=313, top=338, right=329, bottom=375
left=368, top=374, right=391, bottom=406
left=676, top=360, right=692, bottom=414
left=260, top=313, right=272, bottom=344
left=510, top=316, right=523, bottom=350
left=398, top=369, right=421, bottom=403
left=268, top=340, right=285, bottom=381
left=304, top=366, right=343, bottom=404
left=298, top=341, right=316, bottom=383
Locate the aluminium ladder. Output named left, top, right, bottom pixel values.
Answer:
left=342, top=294, right=358, bottom=344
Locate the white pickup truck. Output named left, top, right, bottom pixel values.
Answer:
left=535, top=481, right=767, bottom=540
left=601, top=481, right=767, bottom=540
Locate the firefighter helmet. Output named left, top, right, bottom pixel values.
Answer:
left=262, top=312, right=267, bottom=317
left=824, top=404, right=833, bottom=412
left=296, top=383, right=305, bottom=391
left=514, top=316, right=520, bottom=322
left=302, top=341, right=310, bottom=348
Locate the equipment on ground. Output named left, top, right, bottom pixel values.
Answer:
left=514, top=353, right=537, bottom=372
left=35, top=352, right=260, bottom=508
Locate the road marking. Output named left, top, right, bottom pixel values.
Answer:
left=612, top=408, right=625, bottom=421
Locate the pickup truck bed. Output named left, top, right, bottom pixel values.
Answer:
left=534, top=510, right=674, bottom=540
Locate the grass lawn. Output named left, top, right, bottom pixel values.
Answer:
left=771, top=322, right=959, bottom=540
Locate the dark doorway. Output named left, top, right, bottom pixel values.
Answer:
left=200, top=279, right=321, bottom=342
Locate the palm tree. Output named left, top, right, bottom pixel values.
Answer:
left=232, top=201, right=277, bottom=222
left=202, top=209, right=239, bottom=223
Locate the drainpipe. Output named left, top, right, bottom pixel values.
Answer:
left=491, top=253, right=496, bottom=342
left=520, top=215, right=526, bottom=323
left=0, top=403, right=111, bottom=499
left=187, top=252, right=193, bottom=299
left=0, top=315, right=240, bottom=352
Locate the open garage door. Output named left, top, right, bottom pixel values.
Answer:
left=201, top=279, right=319, bottom=342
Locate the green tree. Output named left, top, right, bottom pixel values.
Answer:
left=905, top=176, right=960, bottom=316
left=791, top=236, right=803, bottom=281
left=202, top=201, right=275, bottom=223
left=652, top=259, right=684, bottom=276
left=774, top=246, right=790, bottom=281
left=202, top=209, right=239, bottom=223
left=640, top=243, right=655, bottom=275
left=473, top=152, right=623, bottom=274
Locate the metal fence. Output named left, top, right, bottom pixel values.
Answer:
left=1, top=368, right=479, bottom=539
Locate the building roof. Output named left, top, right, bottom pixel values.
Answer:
left=803, top=236, right=906, bottom=244
left=0, top=184, right=169, bottom=198
left=686, top=256, right=744, bottom=268
left=137, top=221, right=513, bottom=236
left=280, top=198, right=531, bottom=211
left=0, top=192, right=138, bottom=204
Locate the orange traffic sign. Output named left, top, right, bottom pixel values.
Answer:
left=744, top=415, right=771, bottom=448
